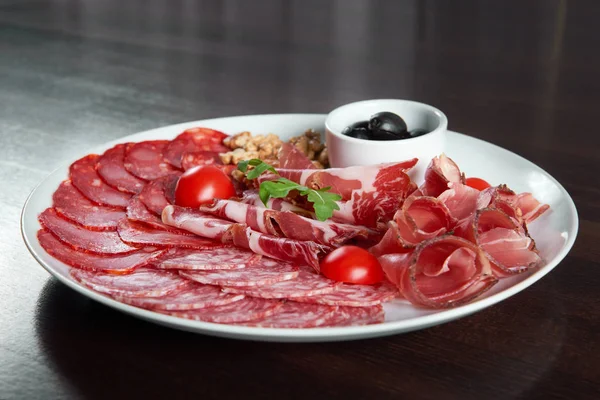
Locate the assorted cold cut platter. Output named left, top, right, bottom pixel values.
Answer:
left=22, top=114, right=578, bottom=342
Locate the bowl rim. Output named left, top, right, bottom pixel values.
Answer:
left=325, top=98, right=448, bottom=146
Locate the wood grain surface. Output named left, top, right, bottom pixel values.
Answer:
left=1, top=0, right=599, bottom=399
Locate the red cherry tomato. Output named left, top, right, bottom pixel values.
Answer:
left=320, top=245, right=384, bottom=285
left=175, top=165, right=236, bottom=208
left=465, top=177, right=491, bottom=191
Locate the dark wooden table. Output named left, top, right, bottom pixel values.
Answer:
left=1, top=1, right=599, bottom=399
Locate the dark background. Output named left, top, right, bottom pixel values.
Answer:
left=1, top=1, right=599, bottom=399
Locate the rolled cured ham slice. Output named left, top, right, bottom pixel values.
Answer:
left=126, top=196, right=190, bottom=233
left=221, top=269, right=340, bottom=299
left=378, top=235, right=498, bottom=308
left=124, top=140, right=178, bottom=180
left=163, top=128, right=229, bottom=169
left=515, top=192, right=550, bottom=223
left=480, top=185, right=549, bottom=225
left=458, top=208, right=541, bottom=276
left=322, top=305, right=385, bottom=326
left=71, top=268, right=189, bottom=297
left=161, top=205, right=235, bottom=240
left=53, top=180, right=126, bottom=231
left=437, top=182, right=481, bottom=222
left=240, top=302, right=338, bottom=328
left=117, top=219, right=227, bottom=249
left=421, top=154, right=465, bottom=197
left=293, top=281, right=398, bottom=307
left=229, top=224, right=328, bottom=272
left=39, top=208, right=137, bottom=255
left=96, top=144, right=146, bottom=194
left=180, top=258, right=299, bottom=287
left=157, top=247, right=261, bottom=270
left=70, top=155, right=131, bottom=209
left=138, top=173, right=180, bottom=216
left=278, top=142, right=317, bottom=170
left=114, top=284, right=245, bottom=311
left=240, top=190, right=314, bottom=217
left=38, top=229, right=164, bottom=274
left=163, top=297, right=283, bottom=323
left=200, top=199, right=375, bottom=246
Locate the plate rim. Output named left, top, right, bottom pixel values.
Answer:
left=21, top=113, right=579, bottom=342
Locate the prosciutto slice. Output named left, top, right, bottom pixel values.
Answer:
left=240, top=190, right=314, bottom=217
left=229, top=224, right=329, bottom=272
left=378, top=236, right=498, bottom=308
left=199, top=199, right=375, bottom=246
left=421, top=154, right=465, bottom=197
left=161, top=205, right=235, bottom=241
left=278, top=142, right=316, bottom=169
left=370, top=196, right=452, bottom=256
left=437, top=182, right=481, bottom=222
left=458, top=208, right=541, bottom=276
left=479, top=185, right=549, bottom=225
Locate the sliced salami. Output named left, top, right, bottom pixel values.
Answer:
left=222, top=269, right=340, bottom=299
left=126, top=196, right=190, bottom=233
left=96, top=144, right=146, bottom=194
left=70, top=154, right=131, bottom=209
left=322, top=305, right=385, bottom=327
left=113, top=283, right=245, bottom=311
left=180, top=258, right=298, bottom=287
left=117, top=219, right=227, bottom=249
left=39, top=208, right=137, bottom=254
left=53, top=180, right=126, bottom=231
left=180, top=151, right=222, bottom=170
left=38, top=229, right=164, bottom=274
left=163, top=128, right=229, bottom=169
left=241, top=302, right=338, bottom=328
left=124, top=140, right=178, bottom=180
left=163, top=296, right=282, bottom=323
left=293, top=281, right=399, bottom=307
left=157, top=247, right=261, bottom=270
left=71, top=268, right=189, bottom=297
left=138, top=173, right=180, bottom=216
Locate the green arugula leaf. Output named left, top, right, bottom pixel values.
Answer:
left=238, top=159, right=278, bottom=180
left=304, top=188, right=342, bottom=221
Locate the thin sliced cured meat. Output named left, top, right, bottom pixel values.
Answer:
left=515, top=192, right=550, bottom=223
left=370, top=196, right=452, bottom=256
left=138, top=173, right=180, bottom=216
left=180, top=151, right=222, bottom=170
left=222, top=269, right=340, bottom=299
left=70, top=154, right=131, bottom=209
left=117, top=219, right=227, bottom=249
left=71, top=268, right=189, bottom=297
left=53, top=180, right=125, bottom=231
left=157, top=247, right=261, bottom=270
left=437, top=182, right=481, bottom=222
left=240, top=190, right=315, bottom=217
left=378, top=235, right=498, bottom=308
left=460, top=208, right=541, bottom=276
left=124, top=140, right=178, bottom=180
left=161, top=205, right=235, bottom=240
left=39, top=208, right=137, bottom=255
left=126, top=196, right=190, bottom=233
left=180, top=258, right=299, bottom=287
left=322, top=305, right=385, bottom=326
left=200, top=199, right=375, bottom=246
left=293, top=281, right=398, bottom=307
left=96, top=144, right=146, bottom=194
left=164, top=128, right=229, bottom=169
left=421, top=154, right=465, bottom=197
left=164, top=296, right=282, bottom=323
left=278, top=142, right=317, bottom=170
left=229, top=224, right=328, bottom=272
left=241, top=302, right=338, bottom=328
left=37, top=229, right=164, bottom=274
left=114, top=284, right=245, bottom=311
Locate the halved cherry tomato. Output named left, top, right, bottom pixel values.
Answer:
left=465, top=177, right=491, bottom=191
left=175, top=165, right=236, bottom=208
left=320, top=245, right=384, bottom=285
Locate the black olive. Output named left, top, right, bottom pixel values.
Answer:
left=343, top=120, right=371, bottom=140
left=371, top=129, right=410, bottom=141
left=408, top=128, right=429, bottom=138
left=368, top=112, right=407, bottom=136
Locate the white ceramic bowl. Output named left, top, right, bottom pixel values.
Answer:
left=325, top=99, right=448, bottom=182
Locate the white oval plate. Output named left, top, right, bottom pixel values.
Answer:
left=22, top=114, right=578, bottom=342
